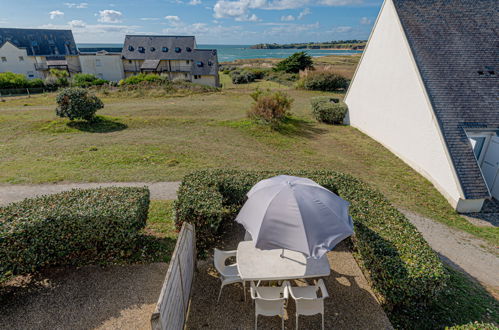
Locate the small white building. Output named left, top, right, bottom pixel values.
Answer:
left=344, top=0, right=498, bottom=212
left=79, top=50, right=124, bottom=82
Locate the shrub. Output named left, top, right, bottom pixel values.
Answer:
left=274, top=51, right=314, bottom=73
left=0, top=72, right=30, bottom=89
left=247, top=89, right=293, bottom=126
left=446, top=322, right=499, bottom=330
left=55, top=87, right=104, bottom=121
left=0, top=187, right=150, bottom=283
left=49, top=69, right=69, bottom=87
left=310, top=96, right=348, bottom=124
left=264, top=71, right=299, bottom=86
left=28, top=78, right=45, bottom=88
left=230, top=70, right=257, bottom=84
left=174, top=169, right=448, bottom=310
left=299, top=70, right=349, bottom=91
left=118, top=73, right=164, bottom=86
left=72, top=73, right=108, bottom=87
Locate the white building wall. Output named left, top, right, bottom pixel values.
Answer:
left=0, top=42, right=41, bottom=78
left=344, top=0, right=465, bottom=209
left=80, top=54, right=124, bottom=81
left=192, top=75, right=216, bottom=87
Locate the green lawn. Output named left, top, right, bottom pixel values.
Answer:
left=1, top=74, right=497, bottom=247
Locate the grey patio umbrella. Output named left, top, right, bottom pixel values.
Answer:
left=235, top=175, right=354, bottom=259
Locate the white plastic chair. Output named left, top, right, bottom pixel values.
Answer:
left=288, top=279, right=329, bottom=330
left=250, top=281, right=289, bottom=330
left=214, top=248, right=244, bottom=302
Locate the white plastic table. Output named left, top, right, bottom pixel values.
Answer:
left=237, top=241, right=331, bottom=281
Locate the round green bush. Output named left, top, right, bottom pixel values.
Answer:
left=55, top=87, right=104, bottom=121
left=311, top=96, right=347, bottom=124
left=301, top=71, right=349, bottom=91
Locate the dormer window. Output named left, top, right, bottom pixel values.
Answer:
left=128, top=45, right=134, bottom=51
left=162, top=47, right=169, bottom=52
left=150, top=47, right=155, bottom=52
left=138, top=47, right=145, bottom=53
left=196, top=61, right=203, bottom=67
left=208, top=61, right=213, bottom=66
left=175, top=47, right=181, bottom=53
left=186, top=47, right=192, bottom=52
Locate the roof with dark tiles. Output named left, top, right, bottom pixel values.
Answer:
left=121, top=35, right=196, bottom=60
left=392, top=0, right=499, bottom=199
left=190, top=49, right=219, bottom=76
left=0, top=28, right=78, bottom=56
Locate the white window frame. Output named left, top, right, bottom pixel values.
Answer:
left=467, top=130, right=498, bottom=165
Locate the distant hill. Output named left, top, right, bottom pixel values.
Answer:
left=251, top=40, right=366, bottom=50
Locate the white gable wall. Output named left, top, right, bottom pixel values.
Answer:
left=344, top=0, right=468, bottom=210
left=0, top=41, right=41, bottom=78
left=79, top=54, right=124, bottom=82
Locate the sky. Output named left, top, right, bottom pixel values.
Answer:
left=0, top=0, right=383, bottom=44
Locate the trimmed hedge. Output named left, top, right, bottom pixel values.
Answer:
left=0, top=187, right=150, bottom=283
left=174, top=169, right=447, bottom=309
left=311, top=96, right=348, bottom=124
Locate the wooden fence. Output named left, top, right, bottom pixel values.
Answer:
left=151, top=222, right=196, bottom=330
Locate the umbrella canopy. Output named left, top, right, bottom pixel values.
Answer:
left=236, top=175, right=354, bottom=259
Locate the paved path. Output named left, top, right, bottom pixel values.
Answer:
left=0, top=182, right=181, bottom=206
left=401, top=209, right=499, bottom=295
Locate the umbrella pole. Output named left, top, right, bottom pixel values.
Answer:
left=280, top=249, right=284, bottom=258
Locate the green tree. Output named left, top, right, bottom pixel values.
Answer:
left=274, top=51, right=314, bottom=73
left=55, top=87, right=104, bottom=121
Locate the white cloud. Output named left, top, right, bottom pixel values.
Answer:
left=165, top=15, right=181, bottom=22
left=236, top=13, right=260, bottom=21
left=318, top=0, right=363, bottom=6
left=64, top=2, right=88, bottom=9
left=140, top=17, right=160, bottom=21
left=359, top=16, right=371, bottom=25
left=98, top=9, right=123, bottom=23
left=281, top=15, right=295, bottom=21
left=189, top=0, right=202, bottom=4
left=298, top=8, right=311, bottom=19
left=68, top=19, right=86, bottom=28
left=49, top=10, right=64, bottom=19
left=329, top=25, right=353, bottom=33
left=213, top=0, right=266, bottom=20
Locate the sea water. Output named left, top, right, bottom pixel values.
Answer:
left=77, top=43, right=362, bottom=62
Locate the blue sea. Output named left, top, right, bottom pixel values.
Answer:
left=77, top=43, right=362, bottom=62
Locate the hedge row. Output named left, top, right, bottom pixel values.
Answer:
left=0, top=187, right=150, bottom=283
left=174, top=169, right=448, bottom=309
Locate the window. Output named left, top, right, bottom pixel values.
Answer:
left=138, top=46, right=145, bottom=53
left=128, top=45, right=134, bottom=51
left=469, top=137, right=486, bottom=159
left=186, top=60, right=189, bottom=65
left=1, top=57, right=6, bottom=62
left=186, top=47, right=192, bottom=52
left=162, top=47, right=168, bottom=52
left=129, top=60, right=132, bottom=64
left=150, top=47, right=155, bottom=52
left=194, top=75, right=200, bottom=79
left=208, top=60, right=213, bottom=66
left=196, top=61, right=203, bottom=67
left=19, top=56, right=24, bottom=62
left=28, top=71, right=34, bottom=78
left=175, top=47, right=181, bottom=53
left=96, top=59, right=101, bottom=67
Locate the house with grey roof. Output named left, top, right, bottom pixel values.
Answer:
left=344, top=0, right=498, bottom=212
left=121, top=35, right=219, bottom=87
left=0, top=28, right=81, bottom=78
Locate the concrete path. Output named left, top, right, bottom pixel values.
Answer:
left=0, top=182, right=181, bottom=206
left=401, top=209, right=499, bottom=295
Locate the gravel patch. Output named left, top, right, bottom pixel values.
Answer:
left=0, top=263, right=168, bottom=330
left=400, top=209, right=499, bottom=296
left=186, top=226, right=393, bottom=330
left=0, top=182, right=180, bottom=206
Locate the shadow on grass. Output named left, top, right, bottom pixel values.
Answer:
left=67, top=116, right=127, bottom=133
left=273, top=116, right=328, bottom=138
